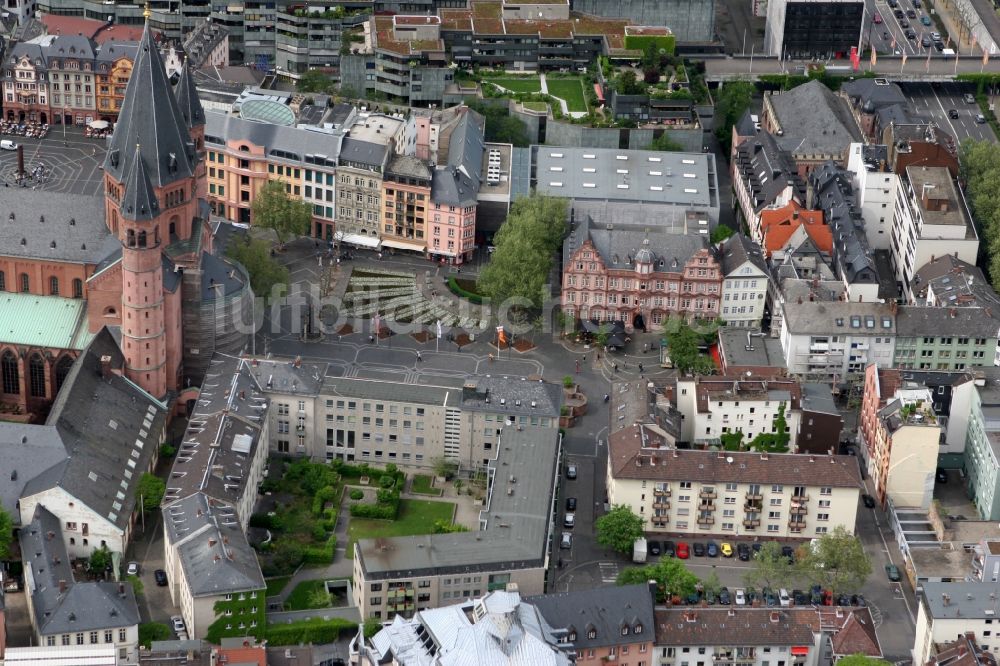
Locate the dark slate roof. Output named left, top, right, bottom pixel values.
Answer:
left=20, top=506, right=140, bottom=636
left=895, top=306, right=1000, bottom=337
left=174, top=59, right=205, bottom=128
left=0, top=424, right=68, bottom=519
left=810, top=162, right=878, bottom=286
left=120, top=143, right=160, bottom=221
left=339, top=137, right=387, bottom=168
left=767, top=81, right=861, bottom=156
left=0, top=191, right=116, bottom=264
left=431, top=109, right=485, bottom=206
left=205, top=111, right=345, bottom=164
left=21, top=329, right=167, bottom=530
left=841, top=78, right=908, bottom=113
left=526, top=585, right=655, bottom=652
left=718, top=233, right=767, bottom=277
left=96, top=40, right=137, bottom=64
left=201, top=251, right=248, bottom=299
left=105, top=25, right=196, bottom=189
left=734, top=132, right=805, bottom=213
left=564, top=214, right=709, bottom=274
left=734, top=108, right=759, bottom=138
left=47, top=34, right=96, bottom=61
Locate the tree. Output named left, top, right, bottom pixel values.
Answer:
left=701, top=571, right=722, bottom=596
left=297, top=69, right=334, bottom=94
left=798, top=525, right=872, bottom=592
left=595, top=505, right=645, bottom=555
left=88, top=545, right=112, bottom=575
left=744, top=541, right=797, bottom=590
left=615, top=69, right=646, bottom=95
left=960, top=140, right=1000, bottom=290
left=836, top=656, right=893, bottom=666
left=139, top=622, right=172, bottom=649
left=226, top=236, right=290, bottom=300
left=664, top=320, right=715, bottom=375
left=748, top=402, right=790, bottom=453
left=432, top=457, right=459, bottom=479
left=710, top=225, right=734, bottom=244
left=251, top=179, right=313, bottom=246
left=650, top=132, right=684, bottom=152
left=363, top=617, right=383, bottom=640
left=476, top=193, right=567, bottom=309
left=432, top=519, right=469, bottom=533
left=0, top=507, right=12, bottom=560
left=714, top=80, right=755, bottom=152
left=617, top=558, right=699, bottom=601
left=137, top=472, right=166, bottom=512
left=467, top=100, right=530, bottom=147
left=127, top=574, right=144, bottom=596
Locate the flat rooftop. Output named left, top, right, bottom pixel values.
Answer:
left=718, top=328, right=787, bottom=371
left=909, top=546, right=973, bottom=581
left=479, top=142, right=513, bottom=200
left=533, top=147, right=716, bottom=208
left=906, top=165, right=975, bottom=235
left=356, top=426, right=559, bottom=579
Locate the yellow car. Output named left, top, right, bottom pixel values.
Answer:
left=720, top=542, right=734, bottom=558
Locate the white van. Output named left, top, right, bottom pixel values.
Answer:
left=779, top=588, right=791, bottom=607
left=0, top=140, right=18, bottom=151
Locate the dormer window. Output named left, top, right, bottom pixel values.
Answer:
left=621, top=626, right=629, bottom=636
left=568, top=632, right=577, bottom=641
left=588, top=629, right=597, bottom=639
left=634, top=624, right=642, bottom=634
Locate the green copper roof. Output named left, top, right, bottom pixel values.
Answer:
left=0, top=293, right=90, bottom=350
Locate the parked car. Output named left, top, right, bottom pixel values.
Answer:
left=822, top=589, right=834, bottom=606
left=676, top=542, right=690, bottom=559
left=126, top=561, right=140, bottom=577
left=779, top=588, right=792, bottom=607
left=862, top=494, right=877, bottom=508
left=906, top=8, right=916, bottom=17
left=565, top=497, right=577, bottom=511
left=935, top=40, right=945, bottom=51
left=663, top=540, right=676, bottom=558
left=719, top=587, right=732, bottom=605
left=752, top=543, right=762, bottom=556
left=837, top=593, right=852, bottom=606
left=977, top=114, right=987, bottom=124
left=931, top=31, right=941, bottom=40
left=852, top=594, right=867, bottom=607
left=922, top=36, right=931, bottom=47
left=560, top=532, right=573, bottom=549
left=154, top=569, right=168, bottom=587
left=706, top=542, right=719, bottom=557
left=171, top=616, right=186, bottom=634
left=873, top=12, right=882, bottom=23
left=781, top=545, right=795, bottom=562
left=735, top=588, right=747, bottom=606
left=563, top=513, right=575, bottom=528
left=648, top=540, right=661, bottom=556
left=894, top=9, right=905, bottom=17
left=692, top=542, right=706, bottom=557
left=886, top=563, right=902, bottom=581
left=566, top=465, right=577, bottom=480
left=965, top=93, right=977, bottom=104
left=704, top=588, right=718, bottom=605
left=720, top=542, right=734, bottom=558
left=763, top=588, right=778, bottom=606
left=737, top=543, right=751, bottom=561
left=793, top=589, right=808, bottom=605
left=810, top=585, right=824, bottom=605
left=899, top=18, right=910, bottom=27
left=905, top=29, right=917, bottom=39
left=888, top=0, right=898, bottom=7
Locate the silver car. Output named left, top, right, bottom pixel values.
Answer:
left=560, top=532, right=573, bottom=549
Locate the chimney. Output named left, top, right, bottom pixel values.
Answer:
left=100, top=355, right=113, bottom=379
left=684, top=610, right=697, bottom=623
left=58, top=580, right=67, bottom=593
left=209, top=538, right=217, bottom=547
left=769, top=611, right=780, bottom=623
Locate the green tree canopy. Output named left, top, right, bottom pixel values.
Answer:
left=0, top=507, right=12, bottom=560
left=714, top=80, right=755, bottom=152
left=137, top=472, right=166, bottom=512
left=226, top=236, right=290, bottom=300
left=615, top=69, right=646, bottom=95
left=251, top=179, right=313, bottom=246
left=798, top=525, right=872, bottom=592
left=476, top=193, right=567, bottom=309
left=595, top=505, right=645, bottom=555
left=710, top=225, right=734, bottom=244
left=743, top=541, right=797, bottom=590
left=297, top=70, right=334, bottom=94
left=960, top=139, right=1000, bottom=290
left=664, top=319, right=715, bottom=375
left=467, top=100, right=530, bottom=147
left=617, top=558, right=699, bottom=601
left=139, top=622, right=172, bottom=649
left=88, top=545, right=112, bottom=575
left=649, top=132, right=684, bottom=152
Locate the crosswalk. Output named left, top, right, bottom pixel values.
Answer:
left=599, top=562, right=620, bottom=584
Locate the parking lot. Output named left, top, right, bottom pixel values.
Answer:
left=869, top=0, right=956, bottom=56
left=902, top=81, right=997, bottom=143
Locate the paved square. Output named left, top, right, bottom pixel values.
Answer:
left=0, top=126, right=106, bottom=195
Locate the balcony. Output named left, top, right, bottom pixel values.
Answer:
left=790, top=503, right=808, bottom=515
left=744, top=501, right=762, bottom=513
left=697, top=515, right=715, bottom=526
left=788, top=518, right=806, bottom=531
left=652, top=500, right=670, bottom=510
left=743, top=518, right=760, bottom=529
left=791, top=494, right=809, bottom=504
left=651, top=515, right=669, bottom=526
left=700, top=489, right=717, bottom=500
left=654, top=486, right=671, bottom=497
left=745, top=490, right=762, bottom=501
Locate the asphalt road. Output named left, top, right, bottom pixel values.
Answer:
left=902, top=81, right=998, bottom=142
left=869, top=0, right=944, bottom=56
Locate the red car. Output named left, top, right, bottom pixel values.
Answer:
left=676, top=542, right=690, bottom=559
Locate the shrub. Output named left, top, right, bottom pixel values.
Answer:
left=379, top=475, right=395, bottom=489
left=312, top=485, right=339, bottom=516
left=446, top=276, right=484, bottom=304
left=349, top=489, right=364, bottom=501
left=311, top=524, right=327, bottom=541
left=350, top=502, right=397, bottom=520
left=159, top=444, right=176, bottom=458
left=249, top=513, right=282, bottom=530
left=139, top=622, right=172, bottom=649
left=302, top=535, right=337, bottom=565
left=562, top=375, right=574, bottom=388
left=264, top=617, right=357, bottom=646
left=376, top=488, right=399, bottom=505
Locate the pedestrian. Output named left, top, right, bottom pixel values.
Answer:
left=643, top=343, right=648, bottom=352
left=596, top=352, right=600, bottom=361
left=638, top=363, right=644, bottom=373
left=416, top=351, right=422, bottom=361
left=369, top=335, right=375, bottom=344
left=613, top=363, right=618, bottom=373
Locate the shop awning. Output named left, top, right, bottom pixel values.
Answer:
left=381, top=238, right=426, bottom=252
left=338, top=233, right=380, bottom=249
left=791, top=647, right=810, bottom=656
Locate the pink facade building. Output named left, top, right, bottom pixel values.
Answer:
left=562, top=218, right=722, bottom=331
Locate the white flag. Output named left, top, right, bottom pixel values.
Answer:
left=436, top=320, right=442, bottom=338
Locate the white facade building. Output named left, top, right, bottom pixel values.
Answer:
left=719, top=234, right=770, bottom=328
left=913, top=582, right=1000, bottom=665
left=847, top=143, right=898, bottom=251
left=779, top=301, right=896, bottom=379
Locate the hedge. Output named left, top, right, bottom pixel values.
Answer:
left=350, top=502, right=397, bottom=520
left=264, top=617, right=357, bottom=646
left=302, top=534, right=337, bottom=565
left=446, top=276, right=484, bottom=304
left=623, top=34, right=676, bottom=55
left=312, top=485, right=339, bottom=516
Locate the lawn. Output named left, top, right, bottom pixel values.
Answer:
left=347, top=499, right=455, bottom=558
left=411, top=474, right=443, bottom=497
left=546, top=77, right=588, bottom=112
left=522, top=101, right=549, bottom=112
left=265, top=576, right=292, bottom=597
left=484, top=76, right=542, bottom=93
left=285, top=579, right=349, bottom=610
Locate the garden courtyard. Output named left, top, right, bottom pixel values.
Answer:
left=481, top=73, right=589, bottom=115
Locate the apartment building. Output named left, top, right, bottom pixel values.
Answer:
left=962, top=374, right=1000, bottom=522
left=381, top=155, right=432, bottom=256
left=893, top=307, right=1000, bottom=371
left=561, top=216, right=721, bottom=331
left=858, top=364, right=941, bottom=510
left=765, top=0, right=865, bottom=58
left=161, top=354, right=270, bottom=641
left=352, top=426, right=560, bottom=620
left=925, top=633, right=998, bottom=666
left=264, top=370, right=561, bottom=473
left=891, top=166, right=979, bottom=291
left=275, top=5, right=368, bottom=80
left=779, top=301, right=896, bottom=379
left=606, top=436, right=862, bottom=540
left=671, top=375, right=802, bottom=449
left=846, top=143, right=897, bottom=251
left=756, top=201, right=830, bottom=258
left=732, top=132, right=807, bottom=242
left=427, top=110, right=482, bottom=264
left=717, top=234, right=770, bottom=328
left=914, top=582, right=1000, bottom=666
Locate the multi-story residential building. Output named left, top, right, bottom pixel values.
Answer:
left=717, top=327, right=789, bottom=378
left=336, top=134, right=391, bottom=249
left=161, top=353, right=270, bottom=641
left=180, top=19, right=229, bottom=71
left=779, top=301, right=896, bottom=379
left=891, top=165, right=979, bottom=292
left=264, top=371, right=561, bottom=473
left=732, top=132, right=807, bottom=241
left=606, top=435, right=862, bottom=539
left=914, top=582, right=1000, bottom=665
left=893, top=307, right=1000, bottom=371
left=883, top=122, right=959, bottom=179
left=275, top=4, right=368, bottom=81
left=561, top=215, right=721, bottom=331
left=670, top=375, right=803, bottom=449
left=925, top=632, right=997, bottom=666
left=426, top=109, right=483, bottom=264
left=20, top=506, right=140, bottom=664
left=841, top=79, right=910, bottom=144
left=858, top=364, right=941, bottom=509
left=381, top=155, right=432, bottom=257
left=352, top=426, right=560, bottom=620
left=526, top=585, right=655, bottom=665
left=764, top=0, right=864, bottom=60
left=718, top=233, right=769, bottom=328
left=94, top=42, right=138, bottom=122
left=756, top=201, right=830, bottom=258
left=535, top=146, right=721, bottom=231
left=962, top=374, right=1000, bottom=522
left=846, top=143, right=898, bottom=251
left=354, top=589, right=574, bottom=666
left=910, top=255, right=998, bottom=309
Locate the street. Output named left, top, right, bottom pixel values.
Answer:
left=902, top=81, right=998, bottom=142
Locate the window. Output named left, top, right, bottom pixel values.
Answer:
left=1, top=350, right=19, bottom=394
left=49, top=276, right=59, bottom=295
left=20, top=273, right=29, bottom=292
left=29, top=354, right=46, bottom=397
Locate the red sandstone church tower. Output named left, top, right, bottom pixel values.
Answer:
left=101, top=14, right=206, bottom=399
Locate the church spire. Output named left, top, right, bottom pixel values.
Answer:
left=121, top=143, right=159, bottom=222
left=174, top=58, right=205, bottom=129
left=103, top=21, right=195, bottom=189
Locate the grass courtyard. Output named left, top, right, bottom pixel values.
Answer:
left=483, top=76, right=542, bottom=93
left=346, top=498, right=456, bottom=558
left=410, top=474, right=443, bottom=496
left=545, top=77, right=588, bottom=112
left=285, top=579, right=349, bottom=611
